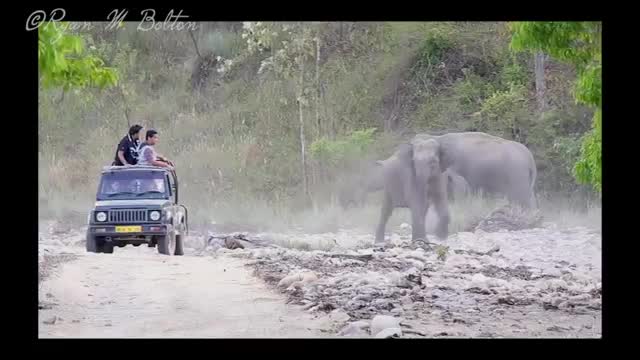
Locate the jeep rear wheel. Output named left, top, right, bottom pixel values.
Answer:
left=157, top=230, right=176, bottom=255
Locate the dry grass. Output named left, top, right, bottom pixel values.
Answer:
left=37, top=24, right=600, bottom=240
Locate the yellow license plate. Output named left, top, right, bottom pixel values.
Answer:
left=115, top=226, right=142, bottom=233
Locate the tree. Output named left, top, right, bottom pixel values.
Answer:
left=38, top=22, right=118, bottom=90
left=510, top=21, right=601, bottom=192
left=241, top=22, right=318, bottom=202
left=534, top=52, right=548, bottom=112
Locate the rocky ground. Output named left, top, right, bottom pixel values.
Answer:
left=38, top=204, right=602, bottom=338
left=197, top=206, right=602, bottom=338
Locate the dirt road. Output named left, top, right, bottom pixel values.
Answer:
left=38, top=245, right=332, bottom=338
left=38, top=216, right=601, bottom=338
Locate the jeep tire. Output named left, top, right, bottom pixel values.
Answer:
left=86, top=232, right=114, bottom=254
left=157, top=230, right=177, bottom=255
left=86, top=231, right=99, bottom=253
left=174, top=234, right=184, bottom=256
left=102, top=241, right=114, bottom=254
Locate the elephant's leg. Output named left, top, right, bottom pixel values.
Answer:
left=375, top=192, right=394, bottom=244
left=447, top=177, right=455, bottom=202
left=431, top=184, right=450, bottom=241
left=410, top=198, right=427, bottom=241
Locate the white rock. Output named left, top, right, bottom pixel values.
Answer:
left=338, top=321, right=370, bottom=337
left=400, top=223, right=411, bottom=230
left=569, top=294, right=591, bottom=302
left=329, top=309, right=351, bottom=323
left=278, top=271, right=318, bottom=289
left=444, top=254, right=467, bottom=268
left=405, top=259, right=425, bottom=270
left=399, top=296, right=413, bottom=306
left=487, top=278, right=510, bottom=289
left=375, top=327, right=403, bottom=338
left=278, top=273, right=303, bottom=288
left=471, top=273, right=489, bottom=288
left=543, top=268, right=563, bottom=277
left=546, top=279, right=568, bottom=290
left=370, top=315, right=401, bottom=335
left=43, top=316, right=58, bottom=325
left=301, top=272, right=318, bottom=284
left=390, top=308, right=404, bottom=315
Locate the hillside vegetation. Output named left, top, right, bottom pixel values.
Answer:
left=38, top=21, right=600, bottom=231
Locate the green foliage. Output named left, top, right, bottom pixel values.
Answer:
left=38, top=22, right=119, bottom=90
left=510, top=21, right=601, bottom=192
left=453, top=71, right=496, bottom=114
left=415, top=31, right=453, bottom=69
left=573, top=109, right=601, bottom=192
left=510, top=22, right=600, bottom=71
left=481, top=83, right=528, bottom=118
left=499, top=54, right=529, bottom=89
left=575, top=63, right=601, bottom=108
left=310, top=128, right=377, bottom=167
left=478, top=83, right=529, bottom=138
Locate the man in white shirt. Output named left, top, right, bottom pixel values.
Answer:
left=137, top=129, right=174, bottom=169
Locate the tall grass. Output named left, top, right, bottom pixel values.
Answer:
left=38, top=22, right=600, bottom=237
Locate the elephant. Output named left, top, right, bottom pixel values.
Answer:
left=374, top=139, right=450, bottom=244
left=337, top=163, right=385, bottom=209
left=412, top=132, right=538, bottom=208
left=444, top=168, right=471, bottom=201
left=338, top=162, right=470, bottom=209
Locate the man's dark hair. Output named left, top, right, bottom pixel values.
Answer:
left=146, top=129, right=158, bottom=140
left=129, top=124, right=143, bottom=136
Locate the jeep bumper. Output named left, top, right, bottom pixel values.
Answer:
left=88, top=224, right=170, bottom=236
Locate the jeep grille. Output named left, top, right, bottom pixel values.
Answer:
left=108, top=209, right=148, bottom=223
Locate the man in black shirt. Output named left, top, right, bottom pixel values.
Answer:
left=112, top=124, right=143, bottom=166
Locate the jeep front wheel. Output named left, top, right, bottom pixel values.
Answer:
left=86, top=231, right=99, bottom=253
left=102, top=241, right=114, bottom=254
left=157, top=231, right=177, bottom=255
left=174, top=234, right=184, bottom=256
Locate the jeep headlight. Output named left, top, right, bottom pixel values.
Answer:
left=150, top=211, right=161, bottom=221
left=96, top=212, right=107, bottom=222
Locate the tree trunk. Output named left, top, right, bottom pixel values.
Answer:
left=315, top=36, right=321, bottom=138
left=298, top=60, right=310, bottom=201
left=534, top=52, right=547, bottom=113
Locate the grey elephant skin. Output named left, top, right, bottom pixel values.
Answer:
left=338, top=166, right=468, bottom=208
left=444, top=168, right=470, bottom=201
left=375, top=139, right=450, bottom=244
left=337, top=164, right=385, bottom=209
left=413, top=132, right=538, bottom=208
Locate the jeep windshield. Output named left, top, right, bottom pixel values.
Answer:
left=97, top=170, right=169, bottom=200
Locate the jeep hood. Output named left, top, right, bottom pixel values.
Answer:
left=94, top=199, right=171, bottom=207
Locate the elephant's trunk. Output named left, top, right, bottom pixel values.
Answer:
left=413, top=157, right=434, bottom=194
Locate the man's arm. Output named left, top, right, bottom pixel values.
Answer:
left=156, top=153, right=174, bottom=166
left=117, top=150, right=129, bottom=165
left=142, top=147, right=171, bottom=168
left=151, top=159, right=171, bottom=168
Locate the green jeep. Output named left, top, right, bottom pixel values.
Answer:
left=86, top=165, right=188, bottom=255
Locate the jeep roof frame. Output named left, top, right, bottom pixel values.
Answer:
left=100, top=165, right=180, bottom=203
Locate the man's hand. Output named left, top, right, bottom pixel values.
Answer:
left=118, top=150, right=129, bottom=166
left=158, top=157, right=175, bottom=167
